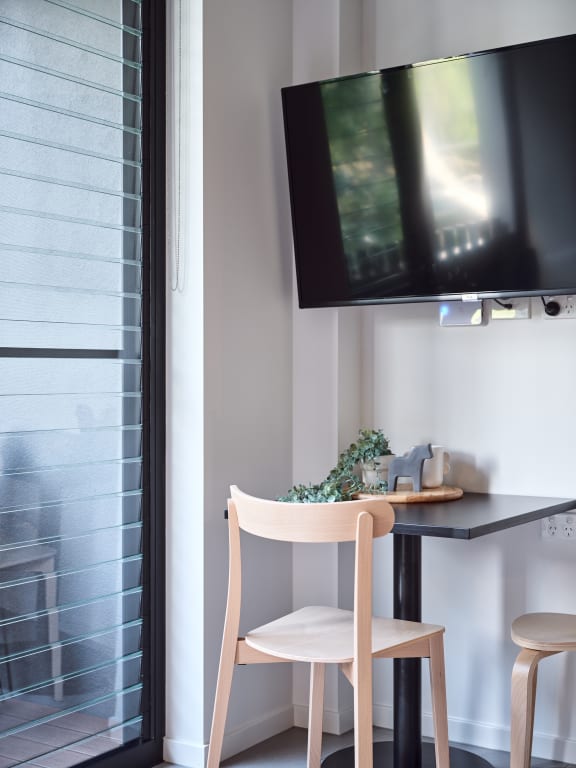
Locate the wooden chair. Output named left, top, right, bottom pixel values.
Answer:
left=510, top=612, right=576, bottom=768
left=207, top=485, right=450, bottom=768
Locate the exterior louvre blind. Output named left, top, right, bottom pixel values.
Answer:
left=0, top=1, right=151, bottom=765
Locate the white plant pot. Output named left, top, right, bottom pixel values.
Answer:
left=361, top=455, right=395, bottom=486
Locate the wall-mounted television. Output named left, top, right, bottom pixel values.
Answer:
left=281, top=34, right=576, bottom=308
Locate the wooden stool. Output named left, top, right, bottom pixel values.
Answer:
left=510, top=612, right=576, bottom=768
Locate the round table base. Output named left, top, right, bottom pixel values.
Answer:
left=322, top=740, right=494, bottom=768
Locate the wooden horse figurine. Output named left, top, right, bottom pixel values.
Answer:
left=388, top=443, right=433, bottom=493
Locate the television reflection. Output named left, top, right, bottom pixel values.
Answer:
left=320, top=51, right=538, bottom=299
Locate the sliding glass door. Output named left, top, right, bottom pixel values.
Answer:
left=0, top=1, right=165, bottom=766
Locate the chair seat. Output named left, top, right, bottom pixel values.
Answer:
left=512, top=612, right=576, bottom=652
left=246, top=605, right=443, bottom=663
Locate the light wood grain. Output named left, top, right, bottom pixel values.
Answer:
left=512, top=612, right=576, bottom=651
left=207, top=502, right=242, bottom=768
left=354, top=512, right=374, bottom=768
left=358, top=485, right=463, bottom=503
left=231, top=485, right=395, bottom=541
left=429, top=633, right=450, bottom=768
left=245, top=607, right=443, bottom=663
left=307, top=663, right=325, bottom=768
left=235, top=639, right=292, bottom=665
left=510, top=612, right=575, bottom=768
left=207, top=486, right=449, bottom=768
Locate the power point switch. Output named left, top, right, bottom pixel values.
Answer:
left=544, top=300, right=561, bottom=316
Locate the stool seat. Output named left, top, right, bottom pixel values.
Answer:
left=510, top=611, right=576, bottom=768
left=512, top=611, right=576, bottom=652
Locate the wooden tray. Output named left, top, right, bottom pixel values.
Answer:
left=357, top=485, right=463, bottom=504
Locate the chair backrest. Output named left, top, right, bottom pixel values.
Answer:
left=229, top=485, right=395, bottom=543
left=223, top=487, right=396, bottom=685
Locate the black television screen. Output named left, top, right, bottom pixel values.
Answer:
left=282, top=34, right=576, bottom=308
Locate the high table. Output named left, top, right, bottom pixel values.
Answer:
left=322, top=492, right=576, bottom=768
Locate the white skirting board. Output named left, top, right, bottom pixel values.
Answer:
left=163, top=735, right=207, bottom=768
left=293, top=702, right=354, bottom=736
left=295, top=702, right=576, bottom=766
left=164, top=705, right=294, bottom=768
left=167, top=704, right=576, bottom=767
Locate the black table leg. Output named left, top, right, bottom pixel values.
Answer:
left=323, top=534, right=424, bottom=768
left=393, top=534, right=422, bottom=767
left=386, top=534, right=493, bottom=768
left=322, top=533, right=494, bottom=768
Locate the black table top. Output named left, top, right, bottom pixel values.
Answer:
left=390, top=492, right=576, bottom=539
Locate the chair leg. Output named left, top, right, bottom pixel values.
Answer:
left=510, top=648, right=556, bottom=768
left=353, top=659, right=373, bottom=768
left=428, top=633, right=450, bottom=768
left=207, top=639, right=238, bottom=768
left=307, top=662, right=325, bottom=768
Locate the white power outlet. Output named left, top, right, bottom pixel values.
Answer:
left=543, top=295, right=576, bottom=318
left=541, top=514, right=576, bottom=540
left=490, top=298, right=531, bottom=321
left=563, top=515, right=576, bottom=538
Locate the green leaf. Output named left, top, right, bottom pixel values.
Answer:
left=278, top=428, right=392, bottom=503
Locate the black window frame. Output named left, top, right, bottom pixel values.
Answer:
left=99, top=2, right=166, bottom=767
left=0, top=1, right=166, bottom=763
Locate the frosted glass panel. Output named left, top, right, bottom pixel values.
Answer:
left=0, top=173, right=140, bottom=227
left=0, top=60, right=137, bottom=124
left=0, top=252, right=141, bottom=291
left=0, top=0, right=147, bottom=764
left=0, top=101, right=141, bottom=160
left=0, top=0, right=140, bottom=62
left=0, top=137, right=140, bottom=194
left=0, top=282, right=140, bottom=327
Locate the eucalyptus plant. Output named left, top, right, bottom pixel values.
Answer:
left=278, top=428, right=392, bottom=503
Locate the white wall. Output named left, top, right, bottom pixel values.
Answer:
left=166, top=1, right=576, bottom=765
left=361, top=1, right=576, bottom=761
left=202, top=0, right=296, bottom=727
left=291, top=0, right=370, bottom=737
left=164, top=2, right=206, bottom=764
left=291, top=0, right=576, bottom=762
left=369, top=0, right=576, bottom=68
left=165, top=1, right=294, bottom=765
left=366, top=301, right=576, bottom=757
